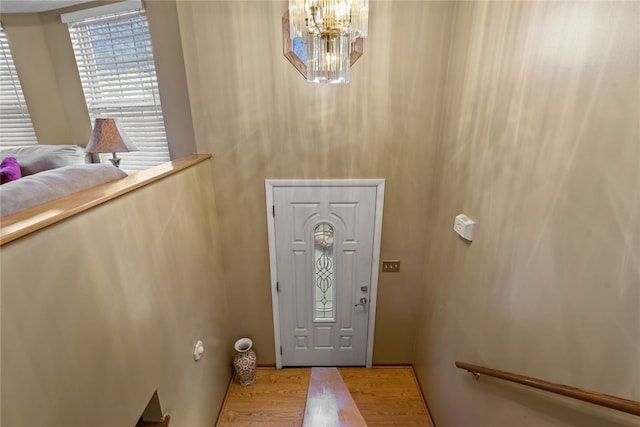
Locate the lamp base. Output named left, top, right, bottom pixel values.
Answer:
left=108, top=153, right=121, bottom=168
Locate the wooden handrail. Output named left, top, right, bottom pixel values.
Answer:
left=455, top=361, right=640, bottom=416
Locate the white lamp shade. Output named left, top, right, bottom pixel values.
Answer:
left=85, top=118, right=138, bottom=154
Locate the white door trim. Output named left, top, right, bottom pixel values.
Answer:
left=265, top=179, right=385, bottom=369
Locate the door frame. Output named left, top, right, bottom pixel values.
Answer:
left=265, top=179, right=385, bottom=369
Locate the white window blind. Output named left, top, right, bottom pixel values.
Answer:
left=0, top=29, right=38, bottom=147
left=66, top=5, right=170, bottom=172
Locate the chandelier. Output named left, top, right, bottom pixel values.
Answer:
left=289, top=0, right=369, bottom=84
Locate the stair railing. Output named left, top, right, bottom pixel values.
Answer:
left=455, top=361, right=640, bottom=416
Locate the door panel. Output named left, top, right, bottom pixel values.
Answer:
left=273, top=185, right=378, bottom=366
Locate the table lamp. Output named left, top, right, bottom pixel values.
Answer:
left=85, top=118, right=138, bottom=168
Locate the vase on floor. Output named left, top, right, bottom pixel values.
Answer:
left=233, top=338, right=257, bottom=387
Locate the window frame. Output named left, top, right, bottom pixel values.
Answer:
left=63, top=0, right=170, bottom=172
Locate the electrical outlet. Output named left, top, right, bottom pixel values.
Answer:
left=382, top=260, right=400, bottom=272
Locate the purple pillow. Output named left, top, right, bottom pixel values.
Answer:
left=1, top=157, right=22, bottom=184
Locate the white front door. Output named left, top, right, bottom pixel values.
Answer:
left=266, top=180, right=384, bottom=367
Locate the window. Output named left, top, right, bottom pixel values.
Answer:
left=314, top=223, right=335, bottom=321
left=0, top=28, right=38, bottom=147
left=63, top=0, right=170, bottom=172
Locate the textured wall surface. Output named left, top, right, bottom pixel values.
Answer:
left=175, top=0, right=453, bottom=365
left=2, top=13, right=81, bottom=145
left=3, top=0, right=639, bottom=425
left=413, top=2, right=640, bottom=426
left=1, top=161, right=232, bottom=427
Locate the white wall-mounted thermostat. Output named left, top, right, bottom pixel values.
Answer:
left=454, top=214, right=476, bottom=241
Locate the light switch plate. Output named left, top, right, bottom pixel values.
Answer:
left=382, top=260, right=400, bottom=272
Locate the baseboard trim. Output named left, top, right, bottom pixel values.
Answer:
left=214, top=371, right=235, bottom=427
left=410, top=365, right=437, bottom=427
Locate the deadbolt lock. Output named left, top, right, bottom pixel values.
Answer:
left=361, top=286, right=368, bottom=292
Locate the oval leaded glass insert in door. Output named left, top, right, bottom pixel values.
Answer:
left=314, top=223, right=335, bottom=321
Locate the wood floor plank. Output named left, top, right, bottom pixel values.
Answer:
left=339, top=367, right=434, bottom=427
left=216, top=368, right=310, bottom=427
left=216, top=366, right=434, bottom=426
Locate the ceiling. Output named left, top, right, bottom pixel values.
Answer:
left=1, top=1, right=93, bottom=14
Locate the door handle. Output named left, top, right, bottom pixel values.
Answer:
left=354, top=297, right=368, bottom=307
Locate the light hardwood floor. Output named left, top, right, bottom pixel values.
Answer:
left=216, top=367, right=434, bottom=426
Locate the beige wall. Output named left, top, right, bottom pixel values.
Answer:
left=1, top=2, right=113, bottom=146
left=145, top=0, right=198, bottom=158
left=413, top=1, right=640, bottom=426
left=39, top=6, right=96, bottom=145
left=3, top=0, right=639, bottom=425
left=175, top=0, right=453, bottom=365
left=2, top=13, right=83, bottom=145
left=1, top=160, right=232, bottom=427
